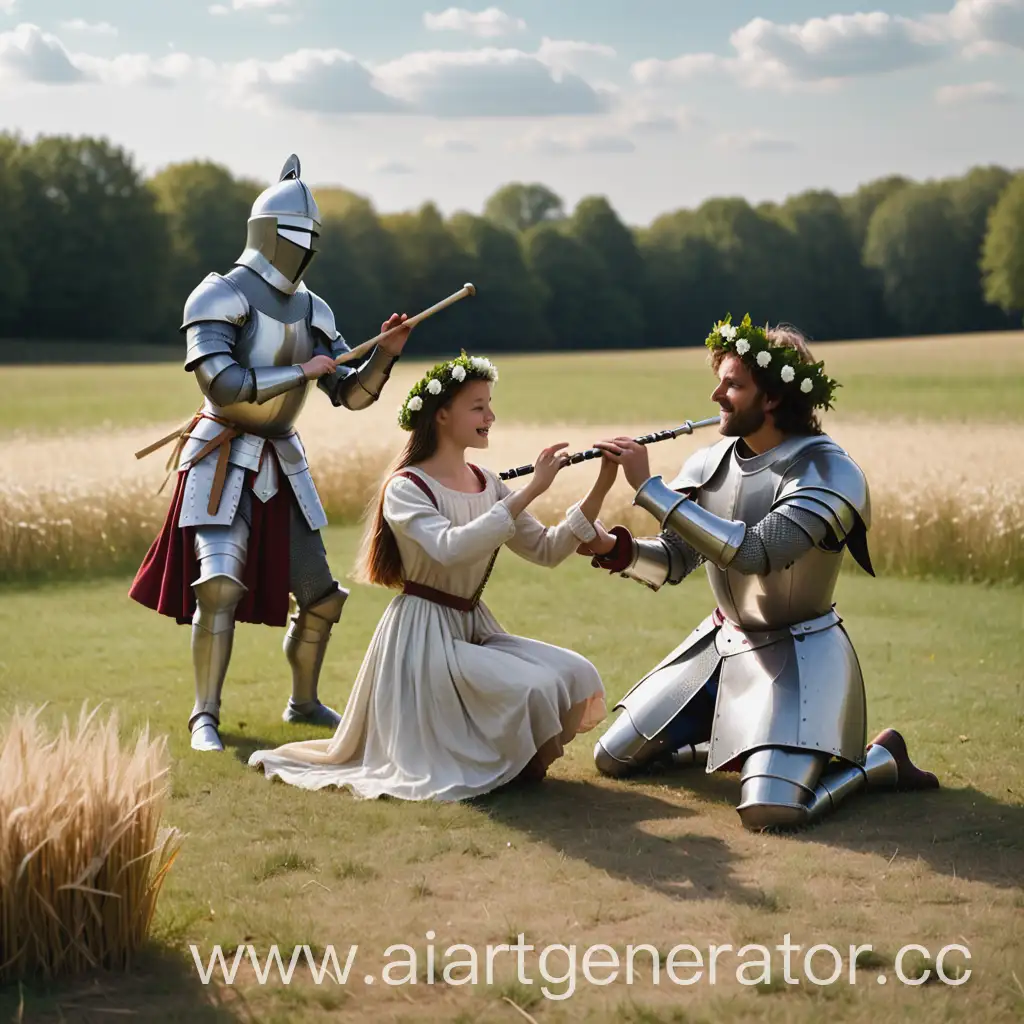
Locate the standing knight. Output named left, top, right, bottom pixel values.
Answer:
left=130, top=155, right=411, bottom=752
left=582, top=314, right=938, bottom=829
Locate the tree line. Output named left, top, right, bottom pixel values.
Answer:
left=1, top=132, right=1022, bottom=354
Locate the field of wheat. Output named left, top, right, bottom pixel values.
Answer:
left=1, top=378, right=1021, bottom=584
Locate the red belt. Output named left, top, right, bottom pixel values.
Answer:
left=402, top=581, right=479, bottom=612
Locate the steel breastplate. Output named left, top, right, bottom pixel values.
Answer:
left=202, top=307, right=316, bottom=435
left=698, top=436, right=844, bottom=629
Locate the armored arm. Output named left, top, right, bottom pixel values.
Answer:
left=308, top=292, right=397, bottom=410
left=183, top=274, right=307, bottom=405
left=633, top=475, right=832, bottom=575
left=590, top=525, right=706, bottom=590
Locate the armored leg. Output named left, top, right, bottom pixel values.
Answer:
left=737, top=730, right=938, bottom=830
left=805, top=728, right=938, bottom=822
left=594, top=681, right=716, bottom=778
left=736, top=748, right=831, bottom=830
left=282, top=583, right=348, bottom=726
left=190, top=515, right=249, bottom=752
left=283, top=504, right=345, bottom=727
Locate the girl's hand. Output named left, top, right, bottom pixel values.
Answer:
left=530, top=443, right=569, bottom=493
left=595, top=451, right=619, bottom=492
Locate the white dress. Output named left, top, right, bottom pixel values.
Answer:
left=248, top=464, right=607, bottom=801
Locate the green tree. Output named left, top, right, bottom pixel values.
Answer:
left=863, top=182, right=965, bottom=335
left=380, top=203, right=476, bottom=355
left=0, top=134, right=30, bottom=335
left=148, top=160, right=262, bottom=333
left=523, top=223, right=636, bottom=349
left=448, top=212, right=553, bottom=351
left=942, top=165, right=1015, bottom=330
left=773, top=189, right=877, bottom=340
left=981, top=172, right=1024, bottom=321
left=17, top=135, right=170, bottom=341
left=842, top=175, right=913, bottom=251
left=483, top=183, right=565, bottom=234
left=568, top=196, right=645, bottom=345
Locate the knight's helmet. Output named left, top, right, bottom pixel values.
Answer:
left=235, top=154, right=321, bottom=295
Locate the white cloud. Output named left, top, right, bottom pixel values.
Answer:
left=370, top=159, right=415, bottom=174
left=514, top=128, right=635, bottom=156
left=631, top=52, right=721, bottom=86
left=715, top=130, right=798, bottom=154
left=536, top=37, right=617, bottom=77
left=727, top=13, right=950, bottom=86
left=59, top=19, right=118, bottom=37
left=423, top=7, right=526, bottom=39
left=374, top=47, right=608, bottom=117
left=632, top=4, right=1024, bottom=92
left=0, top=0, right=19, bottom=14
left=622, top=105, right=699, bottom=135
left=228, top=48, right=404, bottom=114
left=947, top=0, right=1024, bottom=50
left=936, top=79, right=1015, bottom=104
left=0, top=23, right=84, bottom=83
left=210, top=0, right=290, bottom=12
left=424, top=135, right=478, bottom=152
left=75, top=51, right=218, bottom=88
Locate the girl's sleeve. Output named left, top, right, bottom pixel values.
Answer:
left=492, top=472, right=599, bottom=568
left=384, top=475, right=518, bottom=566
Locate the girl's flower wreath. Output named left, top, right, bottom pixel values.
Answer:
left=398, top=351, right=499, bottom=430
left=705, top=314, right=840, bottom=411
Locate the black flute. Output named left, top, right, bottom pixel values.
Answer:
left=498, top=416, right=722, bottom=480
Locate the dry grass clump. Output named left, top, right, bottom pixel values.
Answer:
left=0, top=705, right=184, bottom=983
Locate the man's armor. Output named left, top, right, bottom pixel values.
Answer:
left=593, top=433, right=936, bottom=828
left=167, top=155, right=398, bottom=752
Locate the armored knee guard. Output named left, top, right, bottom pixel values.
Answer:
left=190, top=522, right=248, bottom=752
left=282, top=582, right=348, bottom=727
left=736, top=748, right=831, bottom=831
left=594, top=711, right=686, bottom=777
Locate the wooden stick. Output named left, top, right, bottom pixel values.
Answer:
left=332, top=282, right=477, bottom=366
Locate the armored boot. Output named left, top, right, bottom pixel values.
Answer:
left=805, top=728, right=939, bottom=823
left=190, top=574, right=246, bottom=751
left=282, top=583, right=347, bottom=727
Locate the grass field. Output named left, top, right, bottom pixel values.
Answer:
left=1, top=333, right=1023, bottom=1021
left=1, top=525, right=1023, bottom=1023
left=2, top=330, right=1023, bottom=438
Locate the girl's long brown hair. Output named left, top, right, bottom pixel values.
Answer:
left=352, top=383, right=465, bottom=588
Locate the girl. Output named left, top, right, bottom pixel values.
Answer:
left=249, top=352, right=615, bottom=800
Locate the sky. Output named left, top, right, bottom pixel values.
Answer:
left=1, top=0, right=1022, bottom=225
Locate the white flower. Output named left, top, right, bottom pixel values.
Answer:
left=407, top=395, right=423, bottom=412
left=735, top=338, right=751, bottom=356
left=470, top=356, right=488, bottom=372
left=719, top=324, right=738, bottom=341
left=756, top=350, right=771, bottom=368
left=426, top=378, right=443, bottom=396
left=451, top=364, right=466, bottom=382
left=780, top=365, right=795, bottom=383
left=800, top=377, right=814, bottom=394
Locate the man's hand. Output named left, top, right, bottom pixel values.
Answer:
left=378, top=313, right=411, bottom=356
left=594, top=437, right=652, bottom=491
left=299, top=354, right=338, bottom=380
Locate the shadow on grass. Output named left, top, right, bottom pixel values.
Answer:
left=802, top=783, right=1024, bottom=891
left=476, top=776, right=768, bottom=906
left=0, top=944, right=248, bottom=1024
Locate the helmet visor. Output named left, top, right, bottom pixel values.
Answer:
left=274, top=229, right=319, bottom=283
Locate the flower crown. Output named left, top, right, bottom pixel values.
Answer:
left=398, top=351, right=499, bottom=430
left=705, top=313, right=840, bottom=411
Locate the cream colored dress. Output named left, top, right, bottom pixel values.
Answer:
left=248, top=465, right=607, bottom=801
